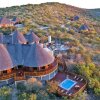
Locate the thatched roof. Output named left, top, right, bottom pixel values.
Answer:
left=6, top=43, right=54, bottom=67
left=73, top=15, right=79, bottom=21
left=0, top=33, right=4, bottom=43
left=24, top=43, right=54, bottom=67
left=0, top=17, right=13, bottom=25
left=12, top=17, right=20, bottom=24
left=6, top=44, right=23, bottom=66
left=11, top=30, right=27, bottom=44
left=79, top=24, right=89, bottom=31
left=0, top=44, right=13, bottom=71
left=25, top=30, right=40, bottom=43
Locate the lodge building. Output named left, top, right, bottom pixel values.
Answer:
left=0, top=30, right=58, bottom=87
left=0, top=17, right=14, bottom=28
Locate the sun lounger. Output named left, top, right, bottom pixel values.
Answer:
left=61, top=90, right=64, bottom=92
left=75, top=85, right=80, bottom=88
left=66, top=91, right=68, bottom=94
left=80, top=78, right=83, bottom=81
left=66, top=75, right=69, bottom=79
left=74, top=76, right=77, bottom=79
left=76, top=77, right=80, bottom=80
left=68, top=93, right=72, bottom=96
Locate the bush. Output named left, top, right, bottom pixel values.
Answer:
left=25, top=78, right=42, bottom=93
left=0, top=86, right=12, bottom=100
left=17, top=92, right=30, bottom=100
left=17, top=83, right=26, bottom=92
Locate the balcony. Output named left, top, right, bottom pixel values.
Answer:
left=25, top=62, right=58, bottom=76
left=0, top=61, right=58, bottom=81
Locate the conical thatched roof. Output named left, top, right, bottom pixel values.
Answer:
left=0, top=44, right=13, bottom=71
left=79, top=24, right=89, bottom=31
left=12, top=30, right=27, bottom=44
left=0, top=33, right=4, bottom=43
left=24, top=43, right=54, bottom=67
left=12, top=17, right=20, bottom=24
left=25, top=30, right=40, bottom=43
left=6, top=44, right=23, bottom=66
left=0, top=17, right=13, bottom=25
left=73, top=15, right=79, bottom=21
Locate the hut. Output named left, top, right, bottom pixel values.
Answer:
left=0, top=17, right=13, bottom=27
left=79, top=24, right=89, bottom=31
left=73, top=16, right=79, bottom=21
left=11, top=30, right=27, bottom=44
left=25, top=30, right=40, bottom=43
left=12, top=17, right=21, bottom=24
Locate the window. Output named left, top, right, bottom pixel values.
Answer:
left=18, top=65, right=23, bottom=69
left=3, top=70, right=7, bottom=74
left=41, top=66, right=45, bottom=70
left=33, top=67, right=37, bottom=70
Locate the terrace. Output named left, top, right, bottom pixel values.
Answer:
left=0, top=61, right=58, bottom=81
left=51, top=72, right=87, bottom=97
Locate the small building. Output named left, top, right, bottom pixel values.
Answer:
left=12, top=17, right=21, bottom=24
left=73, top=16, right=79, bottom=21
left=69, top=15, right=79, bottom=21
left=25, top=30, right=40, bottom=43
left=0, top=31, right=58, bottom=87
left=11, top=30, right=27, bottom=44
left=0, top=17, right=13, bottom=28
left=79, top=24, right=89, bottom=31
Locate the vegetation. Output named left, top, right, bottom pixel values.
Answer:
left=72, top=63, right=100, bottom=95
left=0, top=86, right=12, bottom=100
left=0, top=2, right=100, bottom=99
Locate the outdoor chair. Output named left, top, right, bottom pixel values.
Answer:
left=68, top=93, right=72, bottom=96
left=80, top=78, right=83, bottom=81
left=76, top=77, right=80, bottom=80
left=61, top=89, right=64, bottom=93
left=75, top=85, right=80, bottom=90
left=75, top=85, right=80, bottom=88
left=66, top=91, right=68, bottom=94
left=74, top=75, right=77, bottom=79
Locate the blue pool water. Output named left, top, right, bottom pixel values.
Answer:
left=59, top=79, right=77, bottom=90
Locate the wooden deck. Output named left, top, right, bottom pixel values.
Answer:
left=51, top=72, right=87, bottom=97
left=0, top=61, right=58, bottom=81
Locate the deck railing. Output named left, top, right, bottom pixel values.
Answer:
left=0, top=62, right=58, bottom=81
left=25, top=63, right=58, bottom=76
left=0, top=73, right=15, bottom=80
left=14, top=76, right=25, bottom=81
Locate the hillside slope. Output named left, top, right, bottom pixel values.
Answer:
left=0, top=3, right=90, bottom=24
left=0, top=2, right=100, bottom=96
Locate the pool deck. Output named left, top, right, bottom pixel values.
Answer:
left=50, top=72, right=87, bottom=97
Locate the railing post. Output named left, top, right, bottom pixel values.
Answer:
left=49, top=74, right=50, bottom=80
left=41, top=76, right=42, bottom=80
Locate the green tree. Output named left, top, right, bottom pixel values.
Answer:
left=17, top=83, right=26, bottom=92
left=26, top=78, right=42, bottom=93
left=0, top=86, right=12, bottom=100
left=17, top=92, right=30, bottom=100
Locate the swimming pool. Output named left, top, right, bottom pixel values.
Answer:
left=59, top=79, right=77, bottom=90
